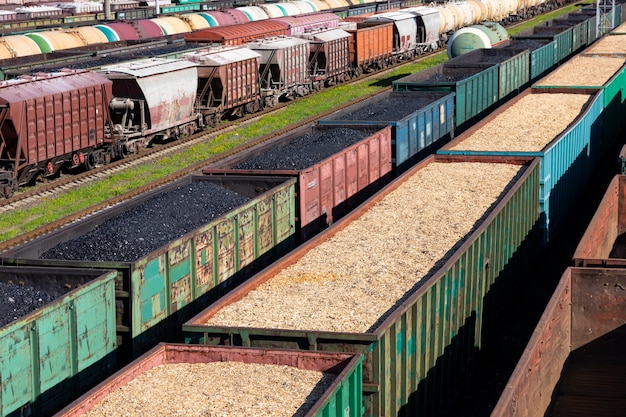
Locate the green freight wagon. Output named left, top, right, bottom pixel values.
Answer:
left=183, top=154, right=542, bottom=417
left=1, top=174, right=297, bottom=361
left=0, top=266, right=116, bottom=417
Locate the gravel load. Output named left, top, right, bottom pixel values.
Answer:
left=331, top=94, right=435, bottom=121
left=585, top=35, right=626, bottom=54
left=0, top=281, right=62, bottom=327
left=235, top=128, right=370, bottom=170
left=81, top=362, right=334, bottom=417
left=534, top=55, right=626, bottom=86
left=205, top=162, right=521, bottom=333
left=41, top=181, right=251, bottom=262
left=449, top=93, right=590, bottom=152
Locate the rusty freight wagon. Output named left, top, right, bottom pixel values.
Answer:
left=491, top=266, right=626, bottom=417
left=181, top=46, right=263, bottom=127
left=203, top=123, right=392, bottom=242
left=0, top=266, right=117, bottom=417
left=0, top=70, right=113, bottom=198
left=573, top=174, right=626, bottom=267
left=54, top=344, right=364, bottom=417
left=0, top=174, right=297, bottom=361
left=183, top=154, right=543, bottom=417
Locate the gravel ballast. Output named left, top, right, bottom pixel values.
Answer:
left=41, top=181, right=251, bottom=262
left=205, top=162, right=521, bottom=333
left=81, top=362, right=334, bottom=417
left=449, top=93, right=590, bottom=152
left=331, top=94, right=436, bottom=121
left=235, top=128, right=370, bottom=170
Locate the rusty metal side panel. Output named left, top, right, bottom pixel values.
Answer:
left=491, top=268, right=572, bottom=417
left=299, top=125, right=392, bottom=239
left=223, top=56, right=260, bottom=109
left=54, top=344, right=363, bottom=417
left=573, top=175, right=620, bottom=265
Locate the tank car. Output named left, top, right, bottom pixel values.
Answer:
left=0, top=71, right=115, bottom=198
left=99, top=58, right=204, bottom=154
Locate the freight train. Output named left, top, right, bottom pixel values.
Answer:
left=0, top=0, right=605, bottom=199
left=0, top=0, right=578, bottom=61
left=1, top=6, right=626, bottom=417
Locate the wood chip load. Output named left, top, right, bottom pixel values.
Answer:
left=534, top=55, right=626, bottom=86
left=449, top=93, right=590, bottom=152
left=80, top=362, right=333, bottom=417
left=584, top=35, right=626, bottom=54
left=205, top=161, right=521, bottom=333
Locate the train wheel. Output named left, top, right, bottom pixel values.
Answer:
left=84, top=153, right=95, bottom=170
left=2, top=184, right=13, bottom=199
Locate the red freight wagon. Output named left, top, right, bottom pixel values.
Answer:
left=184, top=20, right=288, bottom=45
left=0, top=70, right=112, bottom=197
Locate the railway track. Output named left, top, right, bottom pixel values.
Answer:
left=0, top=1, right=590, bottom=250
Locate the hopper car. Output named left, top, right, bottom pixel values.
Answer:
left=0, top=4, right=620, bottom=198
left=0, top=0, right=584, bottom=62
left=2, top=13, right=626, bottom=416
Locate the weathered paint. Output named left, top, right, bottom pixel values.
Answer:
left=492, top=267, right=626, bottom=417
left=183, top=155, right=542, bottom=417
left=54, top=344, right=363, bottom=417
left=1, top=175, right=297, bottom=360
left=0, top=267, right=116, bottom=417
left=204, top=124, right=392, bottom=242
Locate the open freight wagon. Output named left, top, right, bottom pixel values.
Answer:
left=54, top=344, right=364, bottom=417
left=0, top=174, right=298, bottom=361
left=437, top=87, right=606, bottom=245
left=573, top=174, right=626, bottom=267
left=183, top=153, right=544, bottom=417
left=203, top=123, right=392, bottom=242
left=0, top=266, right=117, bottom=417
left=318, top=90, right=454, bottom=174
left=491, top=267, right=626, bottom=417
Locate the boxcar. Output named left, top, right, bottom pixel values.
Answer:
left=204, top=124, right=392, bottom=241
left=183, top=20, right=288, bottom=45
left=318, top=90, right=455, bottom=173
left=54, top=344, right=364, bottom=417
left=491, top=266, right=626, bottom=417
left=183, top=154, right=542, bottom=417
left=437, top=88, right=605, bottom=245
left=1, top=174, right=298, bottom=360
left=341, top=21, right=394, bottom=73
left=0, top=266, right=117, bottom=417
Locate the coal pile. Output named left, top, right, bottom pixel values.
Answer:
left=477, top=55, right=510, bottom=64
left=41, top=181, right=251, bottom=262
left=508, top=40, right=549, bottom=51
left=0, top=282, right=61, bottom=327
left=235, top=128, right=370, bottom=170
left=333, top=94, right=434, bottom=121
left=426, top=73, right=473, bottom=82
